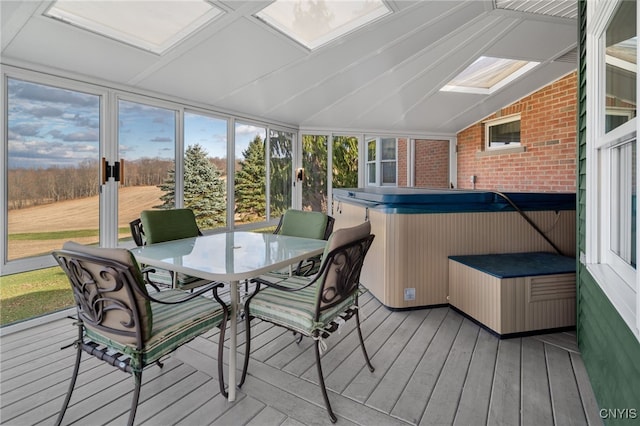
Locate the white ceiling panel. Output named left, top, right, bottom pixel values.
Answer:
left=216, top=1, right=481, bottom=112
left=485, top=19, right=578, bottom=61
left=136, top=17, right=305, bottom=103
left=4, top=16, right=157, bottom=83
left=1, top=0, right=578, bottom=134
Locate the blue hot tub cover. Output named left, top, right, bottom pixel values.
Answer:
left=448, top=252, right=576, bottom=279
left=333, top=187, right=575, bottom=214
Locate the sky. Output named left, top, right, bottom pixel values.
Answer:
left=7, top=78, right=266, bottom=169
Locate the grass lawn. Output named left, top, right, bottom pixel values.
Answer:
left=0, top=267, right=73, bottom=326
left=0, top=222, right=277, bottom=327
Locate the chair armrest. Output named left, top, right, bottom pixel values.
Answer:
left=140, top=265, right=161, bottom=292
left=251, top=274, right=319, bottom=293
left=133, top=281, right=228, bottom=308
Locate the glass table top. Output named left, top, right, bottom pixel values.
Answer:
left=131, top=231, right=327, bottom=282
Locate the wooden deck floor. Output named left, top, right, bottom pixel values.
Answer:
left=1, top=291, right=602, bottom=425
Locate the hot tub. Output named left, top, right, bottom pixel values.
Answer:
left=332, top=187, right=576, bottom=309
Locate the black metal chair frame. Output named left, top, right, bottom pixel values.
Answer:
left=129, top=217, right=208, bottom=290
left=240, top=233, right=375, bottom=423
left=273, top=213, right=335, bottom=276
left=52, top=248, right=229, bottom=426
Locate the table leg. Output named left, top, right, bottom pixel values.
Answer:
left=228, top=279, right=238, bottom=401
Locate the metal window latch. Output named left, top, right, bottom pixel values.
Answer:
left=102, top=157, right=124, bottom=183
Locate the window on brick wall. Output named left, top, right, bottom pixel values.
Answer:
left=366, top=137, right=397, bottom=186
left=586, top=0, right=639, bottom=341
left=485, top=115, right=521, bottom=150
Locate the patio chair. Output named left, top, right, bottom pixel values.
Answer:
left=52, top=241, right=229, bottom=426
left=273, top=209, right=335, bottom=277
left=240, top=221, right=375, bottom=423
left=133, top=208, right=212, bottom=290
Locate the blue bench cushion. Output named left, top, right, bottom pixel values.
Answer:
left=448, top=252, right=575, bottom=279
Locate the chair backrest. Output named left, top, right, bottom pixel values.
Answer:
left=140, top=208, right=201, bottom=244
left=52, top=241, right=152, bottom=346
left=323, top=216, right=335, bottom=240
left=315, top=221, right=374, bottom=312
left=275, top=209, right=330, bottom=240
left=129, top=218, right=145, bottom=246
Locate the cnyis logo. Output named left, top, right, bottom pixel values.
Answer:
left=599, top=408, right=638, bottom=420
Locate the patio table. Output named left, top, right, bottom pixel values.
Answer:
left=131, top=231, right=327, bottom=402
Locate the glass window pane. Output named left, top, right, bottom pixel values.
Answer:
left=367, top=139, right=376, bottom=161
left=183, top=112, right=228, bottom=231
left=381, top=161, right=396, bottom=185
left=488, top=119, right=521, bottom=147
left=302, top=134, right=328, bottom=212
left=367, top=163, right=376, bottom=184
left=605, top=1, right=636, bottom=133
left=235, top=122, right=267, bottom=225
left=441, top=56, right=539, bottom=94
left=256, top=0, right=390, bottom=50
left=7, top=78, right=100, bottom=261
left=381, top=138, right=396, bottom=160
left=118, top=100, right=175, bottom=237
left=332, top=135, right=359, bottom=189
left=611, top=140, right=636, bottom=268
left=270, top=129, right=293, bottom=217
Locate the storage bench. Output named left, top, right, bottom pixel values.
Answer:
left=448, top=252, right=576, bottom=337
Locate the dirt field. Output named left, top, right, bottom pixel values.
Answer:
left=7, top=186, right=163, bottom=260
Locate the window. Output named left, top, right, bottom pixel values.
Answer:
left=441, top=56, right=539, bottom=94
left=117, top=99, right=176, bottom=237
left=269, top=128, right=293, bottom=217
left=366, top=137, right=397, bottom=186
left=44, top=0, right=223, bottom=54
left=7, top=78, right=100, bottom=261
left=184, top=112, right=228, bottom=231
left=586, top=0, right=639, bottom=340
left=332, top=135, right=359, bottom=189
left=485, top=115, right=521, bottom=150
left=234, top=122, right=267, bottom=225
left=255, top=0, right=391, bottom=50
left=301, top=134, right=329, bottom=212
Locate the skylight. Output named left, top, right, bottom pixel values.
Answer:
left=441, top=56, right=540, bottom=95
left=44, top=0, right=223, bottom=55
left=255, top=0, right=391, bottom=50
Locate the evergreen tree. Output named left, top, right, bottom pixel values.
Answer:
left=301, top=135, right=358, bottom=212
left=235, top=135, right=266, bottom=221
left=269, top=132, right=292, bottom=216
left=332, top=136, right=359, bottom=188
left=157, top=144, right=226, bottom=229
left=302, top=134, right=328, bottom=212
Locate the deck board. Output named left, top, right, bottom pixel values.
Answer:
left=452, top=327, right=498, bottom=425
left=420, top=318, right=479, bottom=425
left=521, top=337, right=554, bottom=425
left=488, top=337, right=522, bottom=425
left=365, top=307, right=447, bottom=414
left=391, top=309, right=463, bottom=424
left=0, top=293, right=602, bottom=425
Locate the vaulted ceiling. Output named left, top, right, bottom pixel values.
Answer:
left=1, top=0, right=577, bottom=135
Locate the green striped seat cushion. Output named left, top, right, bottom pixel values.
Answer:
left=248, top=276, right=357, bottom=336
left=85, top=289, right=225, bottom=371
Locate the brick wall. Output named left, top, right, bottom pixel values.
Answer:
left=415, top=139, right=450, bottom=187
left=398, top=139, right=450, bottom=188
left=456, top=72, right=577, bottom=192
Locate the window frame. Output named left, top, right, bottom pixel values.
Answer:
left=1, top=64, right=298, bottom=276
left=365, top=136, right=398, bottom=187
left=484, top=114, right=521, bottom=151
left=585, top=0, right=640, bottom=341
